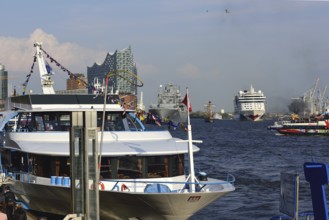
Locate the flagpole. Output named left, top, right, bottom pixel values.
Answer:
left=99, top=76, right=109, bottom=170
left=186, top=87, right=195, bottom=192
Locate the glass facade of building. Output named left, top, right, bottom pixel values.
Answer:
left=87, top=46, right=138, bottom=95
left=0, top=64, right=8, bottom=110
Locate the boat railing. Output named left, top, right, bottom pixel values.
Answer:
left=106, top=173, right=235, bottom=193
left=270, top=211, right=314, bottom=220
left=5, top=172, right=235, bottom=193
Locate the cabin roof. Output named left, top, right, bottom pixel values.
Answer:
left=6, top=131, right=200, bottom=156
left=9, top=94, right=123, bottom=111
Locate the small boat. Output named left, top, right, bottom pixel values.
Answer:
left=268, top=120, right=329, bottom=135
left=204, top=101, right=215, bottom=123
left=0, top=42, right=235, bottom=220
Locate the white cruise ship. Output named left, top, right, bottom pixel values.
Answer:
left=234, top=85, right=266, bottom=121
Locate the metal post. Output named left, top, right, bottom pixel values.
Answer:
left=70, top=111, right=99, bottom=220
left=70, top=112, right=84, bottom=217
left=304, top=162, right=329, bottom=220
left=186, top=89, right=195, bottom=192
left=84, top=111, right=99, bottom=220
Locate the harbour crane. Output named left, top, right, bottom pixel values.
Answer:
left=34, top=42, right=55, bottom=94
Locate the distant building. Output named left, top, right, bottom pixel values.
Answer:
left=67, top=74, right=87, bottom=90
left=0, top=64, right=8, bottom=110
left=87, top=46, right=138, bottom=109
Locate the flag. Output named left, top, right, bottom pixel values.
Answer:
left=180, top=122, right=188, bottom=132
left=181, top=93, right=192, bottom=112
left=151, top=113, right=161, bottom=126
left=45, top=61, right=55, bottom=75
left=167, top=120, right=178, bottom=129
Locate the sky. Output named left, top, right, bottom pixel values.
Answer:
left=1, top=0, right=329, bottom=113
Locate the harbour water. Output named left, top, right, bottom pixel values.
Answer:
left=169, top=118, right=325, bottom=220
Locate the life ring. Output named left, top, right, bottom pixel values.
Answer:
left=91, top=182, right=105, bottom=190
left=99, top=182, right=105, bottom=190
left=121, top=184, right=130, bottom=192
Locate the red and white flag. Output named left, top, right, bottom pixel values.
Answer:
left=181, top=93, right=192, bottom=112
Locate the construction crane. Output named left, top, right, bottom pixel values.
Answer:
left=303, top=78, right=319, bottom=115
left=319, top=85, right=327, bottom=113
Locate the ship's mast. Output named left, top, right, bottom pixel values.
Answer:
left=138, top=91, right=145, bottom=111
left=34, top=42, right=55, bottom=94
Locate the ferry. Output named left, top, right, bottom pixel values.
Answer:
left=234, top=85, right=266, bottom=121
left=268, top=119, right=329, bottom=135
left=0, top=42, right=235, bottom=219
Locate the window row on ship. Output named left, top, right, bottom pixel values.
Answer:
left=5, top=111, right=143, bottom=132
left=2, top=152, right=185, bottom=180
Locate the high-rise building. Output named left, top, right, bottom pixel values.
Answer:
left=0, top=64, right=8, bottom=111
left=87, top=46, right=138, bottom=108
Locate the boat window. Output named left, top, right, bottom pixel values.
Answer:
left=97, top=112, right=125, bottom=131
left=117, top=157, right=141, bottom=179
left=43, top=113, right=58, bottom=131
left=146, top=155, right=185, bottom=178
left=23, top=155, right=70, bottom=178
left=6, top=153, right=185, bottom=180
left=14, top=112, right=71, bottom=132
left=99, top=154, right=185, bottom=179
left=171, top=154, right=185, bottom=176
left=34, top=114, right=45, bottom=131
left=99, top=157, right=141, bottom=179
left=147, top=156, right=168, bottom=177
left=16, top=113, right=32, bottom=132
left=59, top=114, right=71, bottom=131
left=126, top=113, right=144, bottom=131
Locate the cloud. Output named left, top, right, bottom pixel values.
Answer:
left=0, top=28, right=106, bottom=73
left=176, top=63, right=201, bottom=78
left=136, top=62, right=158, bottom=77
left=0, top=29, right=106, bottom=92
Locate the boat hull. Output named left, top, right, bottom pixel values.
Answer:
left=10, top=180, right=233, bottom=220
left=204, top=117, right=214, bottom=123
left=235, top=110, right=265, bottom=122
left=276, top=128, right=329, bottom=136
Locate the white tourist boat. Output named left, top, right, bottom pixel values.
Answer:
left=0, top=42, right=235, bottom=219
